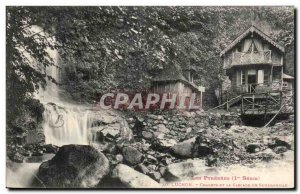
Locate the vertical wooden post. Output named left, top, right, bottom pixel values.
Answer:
left=264, top=93, right=268, bottom=123
left=241, top=94, right=244, bottom=115
left=200, top=91, right=203, bottom=110
left=280, top=91, right=283, bottom=108
left=281, top=66, right=283, bottom=91
left=252, top=94, right=255, bottom=110
left=226, top=98, right=229, bottom=111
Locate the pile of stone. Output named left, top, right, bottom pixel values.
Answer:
left=28, top=112, right=294, bottom=188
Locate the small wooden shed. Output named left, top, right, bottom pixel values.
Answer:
left=151, top=62, right=205, bottom=110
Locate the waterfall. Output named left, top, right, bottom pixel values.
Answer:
left=43, top=103, right=91, bottom=146
left=35, top=37, right=94, bottom=146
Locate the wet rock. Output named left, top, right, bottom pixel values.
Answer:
left=122, top=146, right=143, bottom=166
left=36, top=145, right=109, bottom=188
left=32, top=149, right=44, bottom=156
left=171, top=137, right=196, bottom=158
left=111, top=164, right=160, bottom=188
left=43, top=144, right=59, bottom=154
left=91, top=114, right=118, bottom=126
left=25, top=154, right=55, bottom=163
left=90, top=119, right=133, bottom=144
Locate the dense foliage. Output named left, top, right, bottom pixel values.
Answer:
left=6, top=6, right=295, bottom=122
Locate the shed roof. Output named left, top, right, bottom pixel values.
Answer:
left=152, top=62, right=202, bottom=92
left=283, top=73, right=294, bottom=79
left=220, top=25, right=285, bottom=56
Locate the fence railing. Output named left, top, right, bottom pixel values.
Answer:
left=230, top=82, right=282, bottom=94
left=225, top=50, right=272, bottom=68
left=243, top=91, right=294, bottom=115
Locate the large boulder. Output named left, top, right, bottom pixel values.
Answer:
left=122, top=146, right=143, bottom=166
left=36, top=145, right=109, bottom=188
left=110, top=164, right=160, bottom=188
left=246, top=143, right=262, bottom=153
left=192, top=136, right=214, bottom=157
left=90, top=118, right=133, bottom=145
left=171, top=137, right=196, bottom=158
left=151, top=138, right=177, bottom=152
left=268, top=137, right=292, bottom=150
left=164, top=159, right=216, bottom=181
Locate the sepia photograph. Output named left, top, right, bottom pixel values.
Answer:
left=5, top=6, right=295, bottom=189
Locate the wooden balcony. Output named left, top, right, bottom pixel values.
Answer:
left=224, top=50, right=280, bottom=69
left=234, top=82, right=280, bottom=94
left=221, top=82, right=282, bottom=102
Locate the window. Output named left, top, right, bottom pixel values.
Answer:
left=264, top=70, right=269, bottom=84
left=251, top=42, right=258, bottom=52
left=258, top=70, right=264, bottom=84
left=236, top=45, right=242, bottom=52
left=263, top=43, right=270, bottom=51
left=241, top=70, right=246, bottom=85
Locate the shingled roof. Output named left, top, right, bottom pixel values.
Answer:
left=220, top=25, right=285, bottom=56
left=152, top=61, right=201, bottom=92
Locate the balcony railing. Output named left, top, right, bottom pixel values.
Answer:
left=233, top=82, right=279, bottom=94
left=225, top=50, right=272, bottom=68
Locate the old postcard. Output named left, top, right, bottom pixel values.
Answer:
left=6, top=6, right=295, bottom=189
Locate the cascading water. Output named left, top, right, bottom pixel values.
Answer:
left=37, top=44, right=94, bottom=146
left=42, top=103, right=91, bottom=146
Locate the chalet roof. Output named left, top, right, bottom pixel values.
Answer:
left=152, top=62, right=201, bottom=92
left=220, top=25, right=285, bottom=56
left=283, top=73, right=294, bottom=79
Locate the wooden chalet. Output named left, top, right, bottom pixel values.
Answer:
left=151, top=62, right=205, bottom=110
left=220, top=25, right=294, bottom=117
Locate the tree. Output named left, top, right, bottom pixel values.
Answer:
left=7, top=6, right=295, bottom=114
left=6, top=7, right=58, bottom=124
